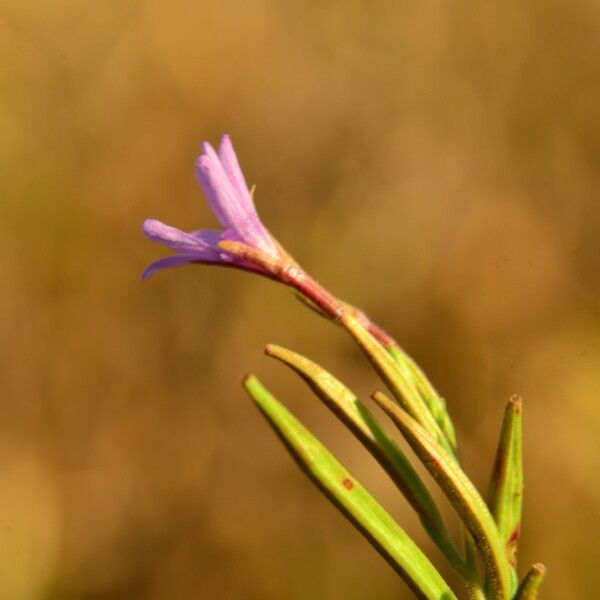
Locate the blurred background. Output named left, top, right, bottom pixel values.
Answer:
left=1, top=1, right=599, bottom=598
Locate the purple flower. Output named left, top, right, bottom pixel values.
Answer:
left=142, top=135, right=280, bottom=279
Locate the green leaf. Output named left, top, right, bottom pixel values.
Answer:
left=371, top=391, right=512, bottom=600
left=488, top=395, right=523, bottom=577
left=514, top=564, right=546, bottom=599
left=387, top=344, right=458, bottom=452
left=264, top=343, right=466, bottom=575
left=244, top=375, right=458, bottom=600
left=340, top=313, right=456, bottom=458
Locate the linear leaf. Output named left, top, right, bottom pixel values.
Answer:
left=371, top=391, right=512, bottom=600
left=387, top=344, right=458, bottom=452
left=340, top=313, right=455, bottom=457
left=244, top=375, right=458, bottom=600
left=488, top=395, right=523, bottom=579
left=264, top=343, right=466, bottom=575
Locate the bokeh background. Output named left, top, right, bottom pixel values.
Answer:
left=1, top=1, right=599, bottom=598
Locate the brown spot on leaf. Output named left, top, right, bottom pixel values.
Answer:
left=507, top=523, right=521, bottom=566
left=342, top=477, right=354, bottom=490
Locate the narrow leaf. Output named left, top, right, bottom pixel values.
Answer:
left=371, top=391, right=512, bottom=600
left=265, top=343, right=466, bottom=575
left=515, top=564, right=546, bottom=599
left=488, top=395, right=523, bottom=574
left=294, top=295, right=459, bottom=453
left=387, top=344, right=458, bottom=451
left=340, top=313, right=455, bottom=457
left=244, top=375, right=458, bottom=600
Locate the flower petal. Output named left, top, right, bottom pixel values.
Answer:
left=189, top=228, right=226, bottom=247
left=218, top=134, right=254, bottom=206
left=218, top=227, right=244, bottom=243
left=143, top=219, right=201, bottom=249
left=195, top=143, right=235, bottom=229
left=142, top=254, right=219, bottom=280
left=195, top=142, right=278, bottom=256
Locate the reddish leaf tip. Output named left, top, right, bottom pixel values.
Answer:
left=242, top=373, right=255, bottom=386
left=532, top=563, right=546, bottom=575
left=509, top=394, right=523, bottom=413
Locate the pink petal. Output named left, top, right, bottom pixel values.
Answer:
left=141, top=254, right=217, bottom=280
left=218, top=134, right=254, bottom=207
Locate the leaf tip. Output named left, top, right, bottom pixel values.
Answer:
left=516, top=562, right=547, bottom=598
left=509, top=394, right=523, bottom=414
left=242, top=373, right=258, bottom=390
left=371, top=390, right=391, bottom=409
left=264, top=343, right=278, bottom=357
left=531, top=563, right=546, bottom=576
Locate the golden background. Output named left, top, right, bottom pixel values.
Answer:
left=1, top=1, right=598, bottom=598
